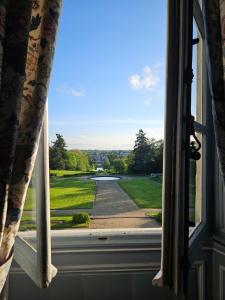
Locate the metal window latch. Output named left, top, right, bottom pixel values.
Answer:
left=190, top=115, right=201, bottom=161
left=192, top=38, right=199, bottom=45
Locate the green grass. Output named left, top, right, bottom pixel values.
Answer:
left=24, top=177, right=96, bottom=210
left=147, top=211, right=162, bottom=225
left=20, top=215, right=90, bottom=231
left=50, top=170, right=95, bottom=176
left=119, top=177, right=162, bottom=208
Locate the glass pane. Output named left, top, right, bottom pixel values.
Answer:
left=48, top=1, right=167, bottom=230
left=191, top=20, right=203, bottom=123
left=19, top=148, right=40, bottom=248
left=189, top=133, right=202, bottom=226
left=20, top=168, right=37, bottom=232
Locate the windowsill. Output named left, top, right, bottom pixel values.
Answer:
left=18, top=223, right=206, bottom=249
left=15, top=228, right=162, bottom=274
left=15, top=225, right=205, bottom=275
left=19, top=227, right=162, bottom=249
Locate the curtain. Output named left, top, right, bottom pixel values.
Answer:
left=203, top=0, right=225, bottom=178
left=0, top=0, right=61, bottom=292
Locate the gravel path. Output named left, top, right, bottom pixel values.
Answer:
left=90, top=181, right=159, bottom=228
left=23, top=178, right=160, bottom=229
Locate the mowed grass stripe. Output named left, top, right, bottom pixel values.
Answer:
left=50, top=170, right=95, bottom=176
left=24, top=177, right=96, bottom=210
left=119, top=178, right=162, bottom=208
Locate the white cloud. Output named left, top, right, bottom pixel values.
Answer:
left=144, top=98, right=152, bottom=105
left=153, top=61, right=164, bottom=72
left=78, top=135, right=87, bottom=140
left=70, top=89, right=86, bottom=97
left=129, top=65, right=160, bottom=91
left=56, top=84, right=86, bottom=98
left=129, top=74, right=141, bottom=89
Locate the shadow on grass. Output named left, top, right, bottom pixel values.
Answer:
left=50, top=203, right=93, bottom=210
left=51, top=191, right=94, bottom=200
left=20, top=216, right=90, bottom=231
left=51, top=220, right=89, bottom=230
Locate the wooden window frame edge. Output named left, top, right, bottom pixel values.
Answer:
left=14, top=102, right=57, bottom=289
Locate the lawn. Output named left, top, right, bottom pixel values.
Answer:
left=50, top=170, right=95, bottom=176
left=119, top=177, right=162, bottom=208
left=24, top=177, right=96, bottom=210
left=20, top=215, right=90, bottom=231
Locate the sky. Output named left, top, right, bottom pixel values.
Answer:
left=48, top=0, right=167, bottom=150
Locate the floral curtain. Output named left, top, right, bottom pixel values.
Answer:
left=0, top=0, right=61, bottom=292
left=203, top=0, right=225, bottom=179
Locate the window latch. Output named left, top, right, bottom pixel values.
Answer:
left=190, top=115, right=201, bottom=161
left=192, top=38, right=199, bottom=45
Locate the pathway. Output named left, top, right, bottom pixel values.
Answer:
left=89, top=180, right=159, bottom=228
left=23, top=178, right=160, bottom=229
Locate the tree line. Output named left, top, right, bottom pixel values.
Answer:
left=49, top=134, right=91, bottom=171
left=49, top=130, right=163, bottom=174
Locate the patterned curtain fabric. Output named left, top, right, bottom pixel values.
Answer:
left=203, top=0, right=225, bottom=179
left=0, top=0, right=61, bottom=292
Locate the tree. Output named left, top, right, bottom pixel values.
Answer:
left=126, top=130, right=164, bottom=174
left=65, top=151, right=77, bottom=170
left=49, top=134, right=68, bottom=170
left=113, top=158, right=127, bottom=174
left=70, top=150, right=91, bottom=172
left=103, top=158, right=110, bottom=170
left=152, top=139, right=163, bottom=172
left=132, top=129, right=150, bottom=173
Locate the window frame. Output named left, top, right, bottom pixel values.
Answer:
left=14, top=103, right=57, bottom=288
left=189, top=0, right=207, bottom=233
left=13, top=0, right=211, bottom=293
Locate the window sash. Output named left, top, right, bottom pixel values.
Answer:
left=152, top=0, right=194, bottom=297
left=14, top=104, right=57, bottom=288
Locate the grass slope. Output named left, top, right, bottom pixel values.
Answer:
left=50, top=170, right=94, bottom=176
left=119, top=177, right=162, bottom=208
left=20, top=215, right=90, bottom=231
left=24, top=177, right=96, bottom=210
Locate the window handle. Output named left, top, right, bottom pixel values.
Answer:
left=190, top=115, right=201, bottom=160
left=192, top=38, right=199, bottom=45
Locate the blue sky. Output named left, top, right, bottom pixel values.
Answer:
left=48, top=0, right=167, bottom=149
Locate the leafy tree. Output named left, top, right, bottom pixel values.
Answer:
left=151, top=139, right=163, bottom=172
left=132, top=129, right=150, bottom=173
left=113, top=158, right=127, bottom=174
left=71, top=150, right=91, bottom=172
left=49, top=134, right=68, bottom=170
left=108, top=152, right=118, bottom=165
left=127, top=130, right=163, bottom=174
left=103, top=158, right=110, bottom=170
left=65, top=151, right=77, bottom=170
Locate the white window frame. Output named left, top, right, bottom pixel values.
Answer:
left=14, top=103, right=57, bottom=288
left=189, top=0, right=211, bottom=243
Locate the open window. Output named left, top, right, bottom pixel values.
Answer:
left=14, top=104, right=57, bottom=288
left=12, top=0, right=210, bottom=298
left=189, top=0, right=207, bottom=231
left=153, top=0, right=210, bottom=297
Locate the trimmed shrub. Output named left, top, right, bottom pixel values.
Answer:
left=72, top=213, right=90, bottom=225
